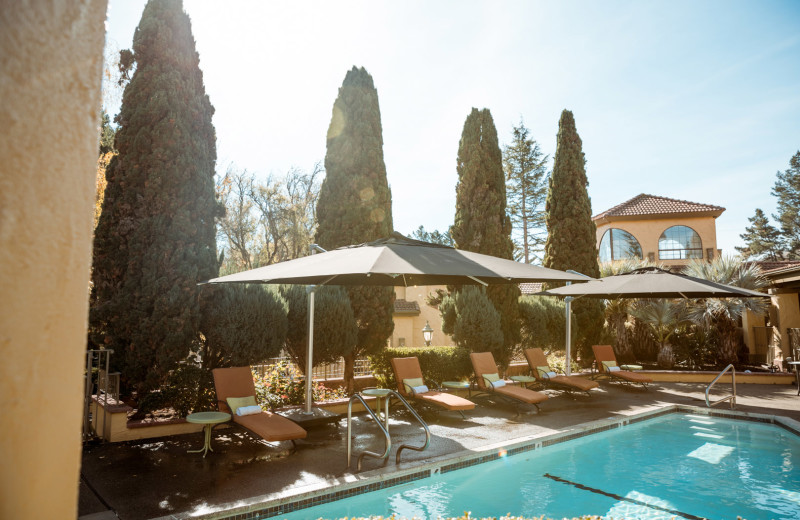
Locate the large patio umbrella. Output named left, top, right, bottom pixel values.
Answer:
left=202, top=232, right=590, bottom=413
left=538, top=267, right=769, bottom=375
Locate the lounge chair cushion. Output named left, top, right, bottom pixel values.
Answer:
left=403, top=377, right=425, bottom=393
left=494, top=385, right=548, bottom=404
left=236, top=405, right=262, bottom=416
left=410, top=385, right=429, bottom=396
left=415, top=391, right=475, bottom=411
left=550, top=375, right=599, bottom=391
left=227, top=395, right=257, bottom=415
left=233, top=411, right=307, bottom=442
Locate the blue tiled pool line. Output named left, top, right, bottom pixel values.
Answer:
left=175, top=405, right=800, bottom=520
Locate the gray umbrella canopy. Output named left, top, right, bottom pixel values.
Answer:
left=539, top=267, right=768, bottom=299
left=203, top=232, right=590, bottom=286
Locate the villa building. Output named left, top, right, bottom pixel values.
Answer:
left=592, top=194, right=725, bottom=268
left=390, top=285, right=455, bottom=348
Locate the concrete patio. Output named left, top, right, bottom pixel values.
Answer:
left=78, top=381, right=800, bottom=520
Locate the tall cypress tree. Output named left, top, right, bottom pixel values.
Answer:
left=451, top=108, right=520, bottom=369
left=316, top=66, right=394, bottom=393
left=90, top=0, right=220, bottom=397
left=543, top=110, right=603, bottom=363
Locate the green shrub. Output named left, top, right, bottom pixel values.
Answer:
left=369, top=346, right=473, bottom=389
left=253, top=361, right=347, bottom=410
left=519, top=295, right=569, bottom=351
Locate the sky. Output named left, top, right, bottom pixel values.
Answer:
left=104, top=0, right=800, bottom=257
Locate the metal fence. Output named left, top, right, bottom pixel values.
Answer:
left=252, top=352, right=373, bottom=380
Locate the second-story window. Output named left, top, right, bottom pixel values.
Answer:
left=659, top=225, right=703, bottom=260
left=599, top=228, right=643, bottom=263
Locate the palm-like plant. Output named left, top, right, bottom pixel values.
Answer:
left=600, top=258, right=664, bottom=363
left=629, top=299, right=689, bottom=368
left=683, top=256, right=769, bottom=365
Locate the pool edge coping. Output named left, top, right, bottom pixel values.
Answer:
left=151, top=404, right=800, bottom=520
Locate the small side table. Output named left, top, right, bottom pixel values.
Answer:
left=442, top=381, right=471, bottom=397
left=788, top=361, right=800, bottom=396
left=186, top=411, right=231, bottom=457
left=361, top=388, right=392, bottom=430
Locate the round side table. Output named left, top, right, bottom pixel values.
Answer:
left=510, top=375, right=538, bottom=389
left=361, top=388, right=392, bottom=429
left=788, top=361, right=800, bottom=396
left=442, top=381, right=471, bottom=397
left=186, top=411, right=231, bottom=457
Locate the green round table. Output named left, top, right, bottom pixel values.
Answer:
left=442, top=381, right=471, bottom=396
left=510, top=375, right=537, bottom=389
left=186, top=411, right=231, bottom=457
left=361, top=388, right=392, bottom=429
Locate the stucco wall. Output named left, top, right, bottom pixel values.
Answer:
left=0, top=1, right=107, bottom=518
left=595, top=215, right=719, bottom=267
left=392, top=285, right=455, bottom=348
left=773, top=292, right=800, bottom=356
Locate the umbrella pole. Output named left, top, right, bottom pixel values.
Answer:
left=565, top=294, right=573, bottom=377
left=305, top=286, right=316, bottom=414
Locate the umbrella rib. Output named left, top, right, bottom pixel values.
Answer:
left=467, top=275, right=488, bottom=287
left=318, top=275, right=338, bottom=286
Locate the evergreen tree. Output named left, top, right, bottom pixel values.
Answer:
left=451, top=108, right=520, bottom=369
left=440, top=286, right=503, bottom=357
left=543, top=110, right=604, bottom=363
left=736, top=208, right=783, bottom=260
left=411, top=225, right=454, bottom=246
left=503, top=120, right=549, bottom=264
left=771, top=151, right=800, bottom=259
left=280, top=285, right=357, bottom=374
left=90, top=0, right=221, bottom=398
left=315, top=66, right=395, bottom=393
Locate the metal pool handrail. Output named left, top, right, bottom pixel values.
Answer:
left=705, top=364, right=736, bottom=409
left=347, top=394, right=391, bottom=472
left=389, top=390, right=431, bottom=464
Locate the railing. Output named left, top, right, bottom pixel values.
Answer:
left=345, top=390, right=431, bottom=472
left=705, top=364, right=736, bottom=409
left=252, top=354, right=372, bottom=380
left=83, top=349, right=119, bottom=442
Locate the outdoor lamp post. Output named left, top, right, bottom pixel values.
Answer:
left=422, top=321, right=434, bottom=346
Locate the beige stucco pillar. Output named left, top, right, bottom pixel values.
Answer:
left=0, top=2, right=107, bottom=518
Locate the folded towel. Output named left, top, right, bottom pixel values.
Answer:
left=236, top=405, right=262, bottom=416
left=608, top=366, right=621, bottom=372
left=490, top=379, right=506, bottom=389
left=411, top=385, right=429, bottom=396
left=545, top=371, right=557, bottom=379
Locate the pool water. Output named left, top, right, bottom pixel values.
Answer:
left=273, top=414, right=800, bottom=520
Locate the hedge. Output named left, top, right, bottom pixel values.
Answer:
left=369, top=346, right=473, bottom=389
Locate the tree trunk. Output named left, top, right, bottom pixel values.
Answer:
left=657, top=343, right=675, bottom=369
left=716, top=318, right=740, bottom=366
left=343, top=352, right=355, bottom=394
left=610, top=313, right=633, bottom=363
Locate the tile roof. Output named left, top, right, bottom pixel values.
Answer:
left=393, top=299, right=420, bottom=315
left=754, top=260, right=800, bottom=275
left=593, top=194, right=725, bottom=221
left=519, top=282, right=543, bottom=295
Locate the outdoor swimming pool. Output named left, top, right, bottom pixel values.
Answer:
left=270, top=413, right=800, bottom=520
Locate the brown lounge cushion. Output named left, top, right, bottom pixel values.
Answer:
left=524, top=348, right=599, bottom=392
left=469, top=352, right=548, bottom=405
left=212, top=366, right=307, bottom=443
left=390, top=356, right=475, bottom=412
left=592, top=345, right=653, bottom=384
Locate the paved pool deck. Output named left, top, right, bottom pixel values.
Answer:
left=78, top=381, right=800, bottom=520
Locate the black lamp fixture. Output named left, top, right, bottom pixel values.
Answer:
left=422, top=320, right=434, bottom=346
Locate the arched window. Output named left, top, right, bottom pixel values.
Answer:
left=598, top=228, right=643, bottom=263
left=659, top=225, right=702, bottom=260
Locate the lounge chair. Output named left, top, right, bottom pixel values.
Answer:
left=390, top=356, right=475, bottom=418
left=523, top=348, right=599, bottom=396
left=591, top=345, right=652, bottom=389
left=470, top=352, right=548, bottom=414
left=212, top=366, right=307, bottom=446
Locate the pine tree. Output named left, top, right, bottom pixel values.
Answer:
left=451, top=108, right=521, bottom=369
left=503, top=120, right=549, bottom=264
left=736, top=208, right=783, bottom=260
left=315, top=66, right=395, bottom=393
left=771, top=151, right=800, bottom=259
left=90, top=0, right=221, bottom=398
left=543, top=110, right=604, bottom=363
